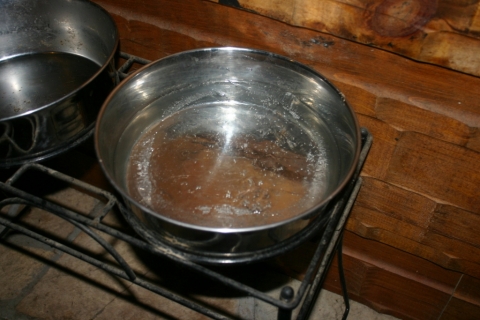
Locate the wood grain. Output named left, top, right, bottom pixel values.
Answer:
left=217, top=0, right=480, bottom=77
left=440, top=275, right=480, bottom=320
left=356, top=115, right=400, bottom=180
left=386, top=131, right=480, bottom=212
left=375, top=98, right=474, bottom=148
left=430, top=205, right=480, bottom=249
left=97, top=0, right=480, bottom=129
left=353, top=177, right=436, bottom=228
left=347, top=164, right=480, bottom=278
left=330, top=80, right=377, bottom=117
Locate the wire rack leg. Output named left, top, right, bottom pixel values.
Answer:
left=278, top=286, right=295, bottom=320
left=337, top=236, right=350, bottom=320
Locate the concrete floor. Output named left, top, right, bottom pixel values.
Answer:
left=0, top=166, right=398, bottom=320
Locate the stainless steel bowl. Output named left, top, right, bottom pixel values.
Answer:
left=0, top=0, right=118, bottom=167
left=95, top=47, right=360, bottom=263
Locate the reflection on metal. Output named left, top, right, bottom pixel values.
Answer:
left=0, top=100, right=86, bottom=160
left=0, top=51, right=145, bottom=167
left=0, top=116, right=37, bottom=157
left=0, top=64, right=116, bottom=168
left=0, top=0, right=118, bottom=167
left=52, top=102, right=85, bottom=140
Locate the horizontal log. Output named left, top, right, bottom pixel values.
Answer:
left=357, top=115, right=400, bottom=180
left=354, top=177, right=436, bottom=228
left=421, top=232, right=480, bottom=278
left=273, top=230, right=462, bottom=320
left=376, top=98, right=475, bottom=149
left=96, top=0, right=480, bottom=129
left=217, top=0, right=480, bottom=77
left=347, top=177, right=480, bottom=277
left=330, top=80, right=377, bottom=117
left=430, top=204, right=480, bottom=249
left=386, top=131, right=480, bottom=213
left=467, top=129, right=480, bottom=151
left=440, top=275, right=480, bottom=320
left=348, top=207, right=480, bottom=278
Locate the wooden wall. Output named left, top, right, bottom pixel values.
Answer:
left=91, top=0, right=480, bottom=318
left=210, top=0, right=480, bottom=77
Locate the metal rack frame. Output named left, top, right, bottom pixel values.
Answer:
left=0, top=53, right=372, bottom=319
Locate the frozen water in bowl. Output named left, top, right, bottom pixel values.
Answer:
left=124, top=93, right=339, bottom=229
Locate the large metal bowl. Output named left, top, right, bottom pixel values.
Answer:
left=0, top=0, right=118, bottom=167
left=95, top=47, right=360, bottom=263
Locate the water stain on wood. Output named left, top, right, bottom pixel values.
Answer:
left=369, top=0, right=437, bottom=37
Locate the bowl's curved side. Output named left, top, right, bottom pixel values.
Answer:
left=0, top=0, right=119, bottom=167
left=95, top=47, right=361, bottom=258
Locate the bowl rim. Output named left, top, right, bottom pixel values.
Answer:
left=0, top=0, right=119, bottom=121
left=95, top=46, right=362, bottom=234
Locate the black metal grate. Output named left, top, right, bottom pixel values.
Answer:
left=0, top=53, right=372, bottom=320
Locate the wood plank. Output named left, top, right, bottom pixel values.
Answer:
left=330, top=80, right=377, bottom=117
left=430, top=205, right=480, bottom=249
left=467, top=128, right=480, bottom=151
left=440, top=275, right=480, bottom=320
left=353, top=266, right=447, bottom=320
left=417, top=31, right=480, bottom=76
left=346, top=216, right=442, bottom=262
left=347, top=179, right=480, bottom=277
left=473, top=5, right=480, bottom=33
left=437, top=0, right=480, bottom=32
left=111, top=13, right=217, bottom=61
left=348, top=206, right=480, bottom=278
left=354, top=177, right=436, bottom=228
left=357, top=115, right=400, bottom=180
left=215, top=0, right=480, bottom=77
left=375, top=98, right=474, bottom=149
left=421, top=232, right=480, bottom=278
left=386, top=131, right=480, bottom=213
left=95, top=0, right=480, bottom=129
left=348, top=206, right=427, bottom=244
